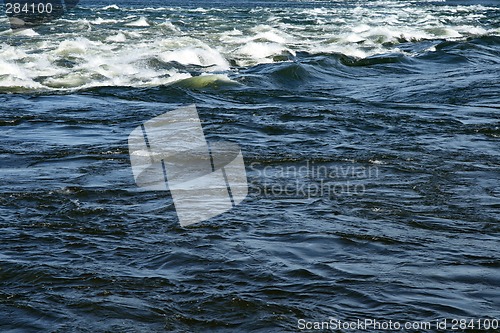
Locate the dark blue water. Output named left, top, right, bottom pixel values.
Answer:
left=0, top=0, right=499, bottom=332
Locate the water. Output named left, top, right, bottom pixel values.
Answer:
left=0, top=0, right=499, bottom=332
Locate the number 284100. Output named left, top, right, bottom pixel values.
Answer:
left=5, top=2, right=53, bottom=14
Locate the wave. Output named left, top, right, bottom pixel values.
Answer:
left=0, top=44, right=496, bottom=92
left=0, top=2, right=498, bottom=92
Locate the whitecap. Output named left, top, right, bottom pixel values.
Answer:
left=106, top=33, right=127, bottom=43
left=158, top=21, right=180, bottom=32
left=102, top=5, right=120, bottom=10
left=159, top=45, right=230, bottom=71
left=125, top=17, right=150, bottom=27
left=90, top=17, right=119, bottom=25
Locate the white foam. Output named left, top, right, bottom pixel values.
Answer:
left=158, top=21, right=180, bottom=32
left=0, top=59, right=44, bottom=89
left=13, top=28, right=39, bottom=36
left=106, top=32, right=127, bottom=43
left=125, top=17, right=150, bottom=27
left=159, top=44, right=230, bottom=71
left=0, top=59, right=23, bottom=76
left=237, top=42, right=290, bottom=64
left=0, top=0, right=497, bottom=91
left=457, top=26, right=488, bottom=36
left=102, top=5, right=120, bottom=10
left=0, top=44, right=29, bottom=61
left=226, top=29, right=243, bottom=36
left=253, top=31, right=288, bottom=44
left=90, top=17, right=119, bottom=25
left=54, top=38, right=101, bottom=56
left=191, top=8, right=208, bottom=13
left=352, top=24, right=371, bottom=34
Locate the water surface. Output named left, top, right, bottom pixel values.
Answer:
left=0, top=0, right=499, bottom=331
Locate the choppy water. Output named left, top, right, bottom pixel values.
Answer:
left=1, top=0, right=499, bottom=332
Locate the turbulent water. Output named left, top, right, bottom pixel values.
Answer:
left=1, top=0, right=499, bottom=332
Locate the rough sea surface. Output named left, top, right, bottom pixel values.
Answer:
left=0, top=0, right=499, bottom=332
